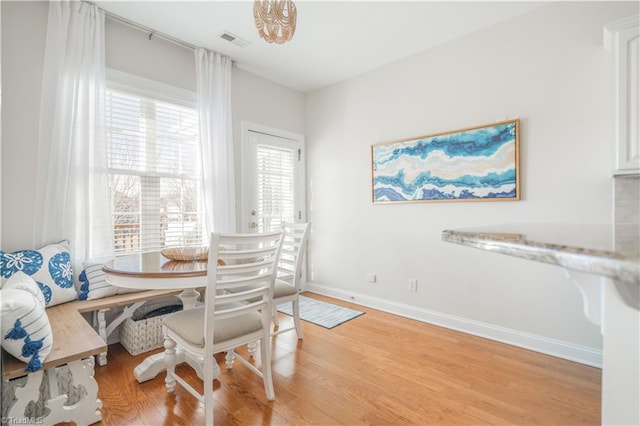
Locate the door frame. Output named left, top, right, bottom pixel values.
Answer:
left=240, top=121, right=306, bottom=233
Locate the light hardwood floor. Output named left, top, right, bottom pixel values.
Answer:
left=93, top=293, right=600, bottom=425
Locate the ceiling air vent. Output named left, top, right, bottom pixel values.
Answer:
left=219, top=31, right=251, bottom=48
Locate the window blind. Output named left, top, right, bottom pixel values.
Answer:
left=256, top=144, right=296, bottom=233
left=106, top=88, right=206, bottom=254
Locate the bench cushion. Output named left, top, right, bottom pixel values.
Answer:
left=1, top=287, right=53, bottom=372
left=1, top=241, right=77, bottom=307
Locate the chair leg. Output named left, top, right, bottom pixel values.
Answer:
left=259, top=332, right=275, bottom=401
left=273, top=304, right=279, bottom=328
left=204, top=352, right=215, bottom=426
left=225, top=350, right=235, bottom=370
left=164, top=335, right=177, bottom=394
left=292, top=298, right=304, bottom=340
left=247, top=340, right=257, bottom=358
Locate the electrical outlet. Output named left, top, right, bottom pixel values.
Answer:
left=367, top=273, right=377, bottom=283
left=408, top=279, right=418, bottom=292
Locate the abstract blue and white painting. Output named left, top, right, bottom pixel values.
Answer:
left=371, top=119, right=519, bottom=203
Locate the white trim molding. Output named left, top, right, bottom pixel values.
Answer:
left=239, top=120, right=307, bottom=228
left=604, top=15, right=640, bottom=175
left=306, top=282, right=603, bottom=368
left=106, top=68, right=197, bottom=107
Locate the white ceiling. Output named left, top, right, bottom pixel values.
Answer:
left=95, top=1, right=543, bottom=93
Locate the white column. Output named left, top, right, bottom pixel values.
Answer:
left=602, top=279, right=640, bottom=425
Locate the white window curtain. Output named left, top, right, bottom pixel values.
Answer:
left=34, top=2, right=113, bottom=274
left=194, top=48, right=236, bottom=233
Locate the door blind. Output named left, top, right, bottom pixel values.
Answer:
left=106, top=88, right=206, bottom=254
left=256, top=144, right=296, bottom=232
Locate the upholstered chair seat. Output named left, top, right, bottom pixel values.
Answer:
left=273, top=279, right=297, bottom=298
left=163, top=306, right=263, bottom=347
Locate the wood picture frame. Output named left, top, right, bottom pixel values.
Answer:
left=371, top=119, right=520, bottom=204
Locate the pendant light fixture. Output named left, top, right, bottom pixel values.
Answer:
left=253, top=0, right=297, bottom=44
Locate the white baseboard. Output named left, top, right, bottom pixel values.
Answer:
left=305, top=282, right=602, bottom=368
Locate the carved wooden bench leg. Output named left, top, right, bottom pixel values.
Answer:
left=6, top=369, right=46, bottom=422
left=94, top=302, right=145, bottom=366
left=63, top=357, right=102, bottom=425
left=5, top=357, right=102, bottom=426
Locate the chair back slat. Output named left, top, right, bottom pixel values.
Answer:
left=217, top=274, right=274, bottom=291
left=278, top=223, right=310, bottom=291
left=215, top=296, right=268, bottom=320
left=218, top=246, right=280, bottom=260
left=217, top=259, right=275, bottom=276
left=278, top=258, right=296, bottom=269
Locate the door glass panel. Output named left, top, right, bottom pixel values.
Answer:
left=256, top=144, right=296, bottom=232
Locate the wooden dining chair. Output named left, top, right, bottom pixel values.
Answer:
left=272, top=222, right=310, bottom=339
left=162, top=231, right=284, bottom=425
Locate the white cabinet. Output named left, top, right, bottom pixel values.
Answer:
left=604, top=16, right=639, bottom=175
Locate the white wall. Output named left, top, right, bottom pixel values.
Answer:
left=1, top=1, right=48, bottom=251
left=106, top=19, right=194, bottom=92
left=0, top=1, right=305, bottom=252
left=305, top=1, right=637, bottom=364
left=1, top=0, right=3, bottom=248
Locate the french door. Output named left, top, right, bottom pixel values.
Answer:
left=242, top=124, right=305, bottom=234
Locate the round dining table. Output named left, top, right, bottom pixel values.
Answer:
left=103, top=252, right=213, bottom=383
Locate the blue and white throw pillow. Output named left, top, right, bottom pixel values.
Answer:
left=1, top=241, right=77, bottom=307
left=78, top=261, right=140, bottom=300
left=1, top=287, right=53, bottom=372
left=78, top=262, right=117, bottom=300
left=2, top=272, right=47, bottom=308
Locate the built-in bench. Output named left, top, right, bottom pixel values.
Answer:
left=73, top=289, right=181, bottom=365
left=2, top=289, right=181, bottom=424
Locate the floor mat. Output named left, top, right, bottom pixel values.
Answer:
left=277, top=295, right=365, bottom=329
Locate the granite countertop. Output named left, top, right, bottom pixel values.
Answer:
left=441, top=223, right=640, bottom=287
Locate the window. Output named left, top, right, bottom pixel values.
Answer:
left=105, top=75, right=206, bottom=255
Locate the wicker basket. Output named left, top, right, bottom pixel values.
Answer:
left=120, top=298, right=182, bottom=356
left=161, top=246, right=208, bottom=261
